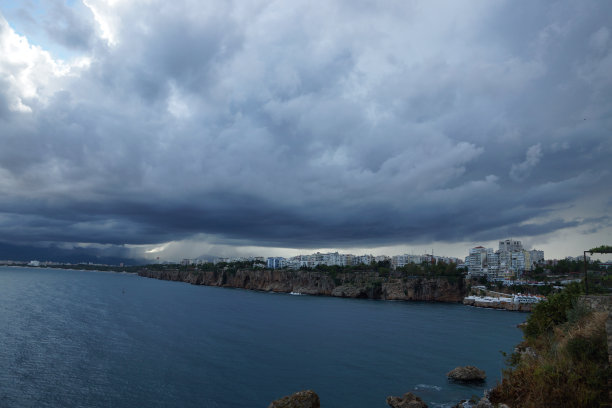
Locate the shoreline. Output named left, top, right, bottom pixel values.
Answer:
left=136, top=267, right=467, bottom=303
left=2, top=265, right=538, bottom=311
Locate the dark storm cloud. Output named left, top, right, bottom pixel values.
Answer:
left=0, top=0, right=611, bottom=256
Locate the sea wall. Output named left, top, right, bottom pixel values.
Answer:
left=137, top=268, right=465, bottom=302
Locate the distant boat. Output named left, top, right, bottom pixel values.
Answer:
left=289, top=291, right=303, bottom=296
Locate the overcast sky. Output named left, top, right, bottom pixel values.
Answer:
left=0, top=0, right=610, bottom=262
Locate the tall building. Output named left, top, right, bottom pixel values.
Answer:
left=529, top=250, right=544, bottom=266
left=267, top=257, right=286, bottom=269
left=486, top=249, right=499, bottom=274
left=468, top=246, right=488, bottom=275
left=468, top=239, right=544, bottom=277
left=499, top=239, right=523, bottom=252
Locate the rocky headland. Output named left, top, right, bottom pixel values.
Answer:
left=137, top=268, right=466, bottom=302
left=462, top=297, right=535, bottom=312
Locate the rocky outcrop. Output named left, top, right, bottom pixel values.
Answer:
left=386, top=392, right=428, bottom=408
left=268, top=390, right=320, bottom=408
left=137, top=268, right=466, bottom=302
left=473, top=396, right=493, bottom=408
left=462, top=297, right=534, bottom=312
left=447, top=366, right=486, bottom=383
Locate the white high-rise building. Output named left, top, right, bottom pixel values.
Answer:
left=486, top=249, right=499, bottom=274
left=529, top=250, right=544, bottom=265
left=499, top=239, right=523, bottom=252
left=468, top=246, right=488, bottom=275
left=267, top=257, right=287, bottom=269
left=467, top=239, right=545, bottom=277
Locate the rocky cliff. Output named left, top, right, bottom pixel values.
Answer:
left=137, top=268, right=465, bottom=302
left=462, top=297, right=534, bottom=312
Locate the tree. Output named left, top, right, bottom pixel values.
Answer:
left=584, top=244, right=611, bottom=294
left=588, top=245, right=612, bottom=254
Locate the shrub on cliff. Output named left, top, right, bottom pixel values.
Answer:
left=523, top=282, right=582, bottom=339
left=490, top=284, right=610, bottom=407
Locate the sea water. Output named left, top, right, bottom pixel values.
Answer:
left=0, top=267, right=525, bottom=407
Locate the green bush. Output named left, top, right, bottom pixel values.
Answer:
left=523, top=282, right=582, bottom=338
left=566, top=335, right=606, bottom=362
left=491, top=282, right=610, bottom=408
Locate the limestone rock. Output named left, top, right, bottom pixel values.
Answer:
left=474, top=396, right=493, bottom=408
left=331, top=285, right=362, bottom=298
left=446, top=366, right=486, bottom=383
left=268, top=390, right=320, bottom=408
left=138, top=269, right=465, bottom=302
left=386, top=392, right=428, bottom=408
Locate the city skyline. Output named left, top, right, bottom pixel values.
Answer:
left=0, top=1, right=610, bottom=263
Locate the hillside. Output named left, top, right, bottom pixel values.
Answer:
left=489, top=284, right=611, bottom=407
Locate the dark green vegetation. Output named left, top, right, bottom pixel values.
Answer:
left=302, top=260, right=465, bottom=288
left=522, top=282, right=583, bottom=338
left=309, top=260, right=462, bottom=276
left=28, top=258, right=465, bottom=287
left=546, top=258, right=606, bottom=275
left=490, top=283, right=610, bottom=407
left=589, top=245, right=612, bottom=254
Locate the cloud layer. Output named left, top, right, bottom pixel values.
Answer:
left=0, top=0, right=611, bottom=259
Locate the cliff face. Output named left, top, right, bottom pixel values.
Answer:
left=462, top=297, right=534, bottom=312
left=137, top=269, right=465, bottom=302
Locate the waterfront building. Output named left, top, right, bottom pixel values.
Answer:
left=266, top=257, right=287, bottom=269
left=467, top=239, right=544, bottom=277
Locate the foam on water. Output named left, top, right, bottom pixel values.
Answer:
left=415, top=384, right=443, bottom=391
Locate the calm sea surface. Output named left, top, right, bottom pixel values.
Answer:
left=0, top=267, right=526, bottom=407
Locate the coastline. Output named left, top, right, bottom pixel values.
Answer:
left=2, top=265, right=540, bottom=312
left=136, top=267, right=467, bottom=303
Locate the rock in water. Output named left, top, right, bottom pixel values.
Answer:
left=268, top=390, right=320, bottom=408
left=386, top=392, right=428, bottom=408
left=446, top=366, right=486, bottom=383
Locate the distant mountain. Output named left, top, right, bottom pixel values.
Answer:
left=0, top=242, right=147, bottom=266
